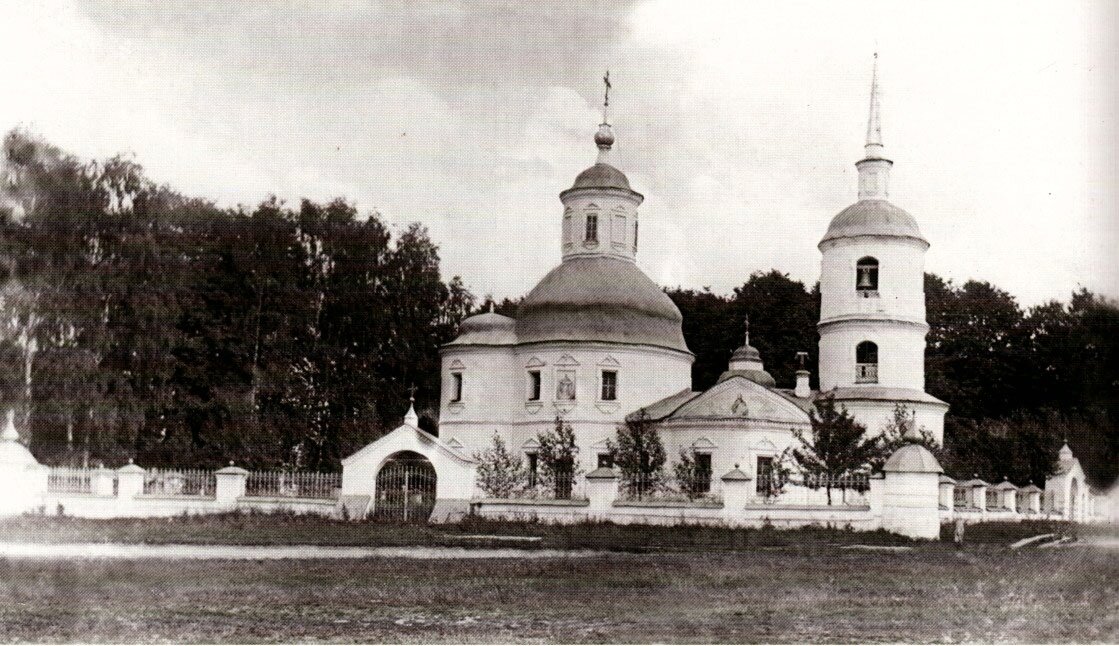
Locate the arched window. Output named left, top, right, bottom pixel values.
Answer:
left=855, top=341, right=878, bottom=383
left=856, top=257, right=879, bottom=294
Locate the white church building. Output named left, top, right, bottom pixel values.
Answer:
left=0, top=60, right=1112, bottom=538
left=340, top=57, right=951, bottom=523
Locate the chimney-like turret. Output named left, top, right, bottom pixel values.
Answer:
left=794, top=351, right=811, bottom=398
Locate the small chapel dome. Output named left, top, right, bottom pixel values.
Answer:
left=717, top=317, right=776, bottom=387
left=515, top=256, right=688, bottom=353
left=444, top=312, right=517, bottom=347
left=821, top=199, right=927, bottom=246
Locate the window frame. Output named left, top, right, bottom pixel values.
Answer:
left=585, top=213, right=598, bottom=243
left=600, top=369, right=618, bottom=401
left=855, top=341, right=879, bottom=384
left=450, top=372, right=463, bottom=403
left=527, top=370, right=542, bottom=402
left=526, top=452, right=539, bottom=488
left=694, top=452, right=713, bottom=494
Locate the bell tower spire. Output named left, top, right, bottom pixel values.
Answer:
left=856, top=52, right=892, bottom=200
left=865, top=52, right=884, bottom=158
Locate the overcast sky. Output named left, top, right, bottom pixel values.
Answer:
left=2, top=1, right=1116, bottom=307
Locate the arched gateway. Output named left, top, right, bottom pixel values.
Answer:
left=374, top=451, right=437, bottom=521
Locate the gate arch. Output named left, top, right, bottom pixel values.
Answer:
left=374, top=451, right=437, bottom=522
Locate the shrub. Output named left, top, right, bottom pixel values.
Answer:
left=474, top=433, right=526, bottom=498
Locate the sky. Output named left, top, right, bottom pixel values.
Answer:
left=1, top=0, right=1116, bottom=307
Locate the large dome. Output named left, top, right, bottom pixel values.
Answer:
left=821, top=199, right=927, bottom=245
left=515, top=256, right=689, bottom=353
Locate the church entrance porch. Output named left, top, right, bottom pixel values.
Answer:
left=373, top=452, right=437, bottom=522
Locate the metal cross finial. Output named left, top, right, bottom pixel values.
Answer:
left=407, top=384, right=417, bottom=402
left=743, top=315, right=750, bottom=346
left=602, top=69, right=611, bottom=123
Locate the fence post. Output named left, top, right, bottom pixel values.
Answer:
left=720, top=465, right=752, bottom=525
left=215, top=464, right=249, bottom=509
left=585, top=467, right=619, bottom=519
left=91, top=466, right=116, bottom=497
left=938, top=475, right=955, bottom=517
left=881, top=445, right=942, bottom=539
left=116, top=461, right=145, bottom=505
left=0, top=414, right=47, bottom=516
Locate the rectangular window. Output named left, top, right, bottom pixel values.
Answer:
left=612, top=214, right=626, bottom=244
left=527, top=370, right=541, bottom=401
left=597, top=453, right=614, bottom=469
left=633, top=220, right=638, bottom=251
left=695, top=453, right=712, bottom=494
left=450, top=372, right=463, bottom=403
left=600, top=370, right=617, bottom=401
left=527, top=452, right=538, bottom=488
left=585, top=214, right=598, bottom=242
left=756, top=456, right=774, bottom=495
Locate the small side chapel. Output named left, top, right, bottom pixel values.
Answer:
left=341, top=58, right=949, bottom=519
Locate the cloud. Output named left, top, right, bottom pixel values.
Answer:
left=0, top=0, right=1114, bottom=307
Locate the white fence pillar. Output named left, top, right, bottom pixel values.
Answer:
left=938, top=475, right=956, bottom=511
left=881, top=445, right=942, bottom=539
left=91, top=467, right=116, bottom=497
left=0, top=422, right=47, bottom=516
left=116, top=462, right=145, bottom=500
left=1021, top=486, right=1042, bottom=514
left=585, top=467, right=619, bottom=518
left=720, top=466, right=752, bottom=525
left=215, top=464, right=249, bottom=509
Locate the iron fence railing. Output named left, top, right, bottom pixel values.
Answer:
left=244, top=471, right=341, bottom=500
left=509, top=472, right=586, bottom=501
left=618, top=472, right=722, bottom=503
left=47, top=467, right=94, bottom=494
left=142, top=468, right=216, bottom=497
left=757, top=472, right=871, bottom=506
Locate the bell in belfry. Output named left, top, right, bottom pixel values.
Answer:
left=857, top=269, right=874, bottom=288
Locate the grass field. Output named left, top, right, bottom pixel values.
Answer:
left=0, top=515, right=1115, bottom=643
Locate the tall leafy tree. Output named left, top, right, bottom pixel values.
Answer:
left=607, top=411, right=667, bottom=496
left=792, top=394, right=881, bottom=505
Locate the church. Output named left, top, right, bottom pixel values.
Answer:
left=340, top=57, right=949, bottom=516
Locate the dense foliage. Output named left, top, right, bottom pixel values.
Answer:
left=606, top=412, right=667, bottom=495
left=535, top=417, right=582, bottom=498
left=0, top=129, right=472, bottom=470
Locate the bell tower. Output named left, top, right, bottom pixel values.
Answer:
left=816, top=54, right=948, bottom=442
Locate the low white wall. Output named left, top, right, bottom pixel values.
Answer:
left=41, top=491, right=337, bottom=519
left=472, top=498, right=877, bottom=530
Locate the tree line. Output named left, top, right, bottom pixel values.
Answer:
left=0, top=129, right=472, bottom=471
